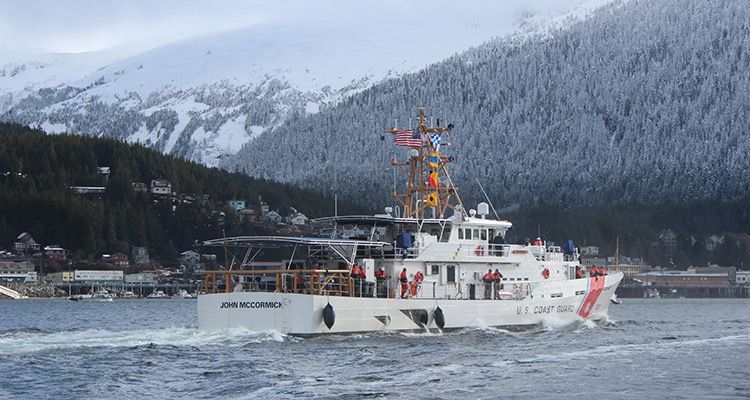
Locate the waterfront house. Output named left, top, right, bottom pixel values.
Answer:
left=112, top=253, right=129, bottom=268
left=132, top=182, right=148, bottom=192
left=258, top=196, right=269, bottom=214
left=44, top=245, right=66, bottom=260
left=131, top=247, right=150, bottom=267
left=659, top=229, right=678, bottom=253
left=179, top=250, right=200, bottom=266
left=13, top=232, right=40, bottom=255
left=0, top=258, right=38, bottom=283
left=229, top=200, right=246, bottom=211
left=150, top=179, right=172, bottom=196
left=265, top=211, right=282, bottom=225
left=288, top=211, right=309, bottom=226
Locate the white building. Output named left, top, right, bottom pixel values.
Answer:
left=0, top=258, right=38, bottom=283
left=74, top=270, right=124, bottom=282
left=150, top=179, right=172, bottom=195
left=736, top=270, right=750, bottom=285
left=580, top=246, right=599, bottom=256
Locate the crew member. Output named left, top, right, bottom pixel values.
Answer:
left=590, top=265, right=600, bottom=279
left=351, top=263, right=362, bottom=278
left=351, top=263, right=363, bottom=296
left=525, top=238, right=531, bottom=246
left=399, top=268, right=408, bottom=298
left=534, top=237, right=543, bottom=246
left=493, top=269, right=503, bottom=299
left=575, top=266, right=583, bottom=279
left=600, top=266, right=608, bottom=275
left=491, top=232, right=506, bottom=256
left=483, top=268, right=495, bottom=299
left=375, top=267, right=386, bottom=298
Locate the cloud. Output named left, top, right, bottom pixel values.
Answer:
left=0, top=0, right=270, bottom=54
left=0, top=0, right=585, bottom=55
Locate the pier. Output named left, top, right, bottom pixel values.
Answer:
left=53, top=282, right=202, bottom=297
left=0, top=284, right=21, bottom=299
left=617, top=285, right=749, bottom=298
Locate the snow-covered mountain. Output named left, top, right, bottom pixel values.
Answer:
left=226, top=0, right=750, bottom=210
left=0, top=0, right=606, bottom=167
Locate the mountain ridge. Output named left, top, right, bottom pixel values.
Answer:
left=225, top=0, right=750, bottom=210
left=0, top=0, right=604, bottom=167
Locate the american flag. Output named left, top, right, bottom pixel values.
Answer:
left=395, top=130, right=421, bottom=148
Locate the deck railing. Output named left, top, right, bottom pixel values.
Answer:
left=203, top=269, right=357, bottom=296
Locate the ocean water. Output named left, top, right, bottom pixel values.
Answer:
left=1, top=298, right=748, bottom=399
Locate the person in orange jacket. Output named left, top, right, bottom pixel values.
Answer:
left=375, top=267, right=386, bottom=298
left=590, top=265, right=600, bottom=279
left=399, top=268, right=408, bottom=298
left=483, top=268, right=495, bottom=299
left=351, top=264, right=363, bottom=279
left=493, top=269, right=503, bottom=298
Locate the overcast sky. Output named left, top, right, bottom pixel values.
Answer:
left=0, top=0, right=580, bottom=56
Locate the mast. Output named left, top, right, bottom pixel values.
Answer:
left=384, top=108, right=467, bottom=219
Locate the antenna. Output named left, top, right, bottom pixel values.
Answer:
left=475, top=178, right=500, bottom=219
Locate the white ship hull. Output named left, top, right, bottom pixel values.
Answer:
left=198, top=273, right=621, bottom=334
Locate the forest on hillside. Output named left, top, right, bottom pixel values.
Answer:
left=0, top=124, right=367, bottom=263
left=503, top=199, right=750, bottom=270
left=229, top=0, right=750, bottom=211
left=1, top=123, right=747, bottom=269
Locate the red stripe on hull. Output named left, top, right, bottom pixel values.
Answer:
left=578, top=276, right=605, bottom=318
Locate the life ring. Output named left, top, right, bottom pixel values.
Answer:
left=409, top=281, right=420, bottom=296
left=475, top=246, right=485, bottom=256
left=542, top=268, right=550, bottom=279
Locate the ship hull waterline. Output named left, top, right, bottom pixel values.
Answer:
left=198, top=274, right=621, bottom=335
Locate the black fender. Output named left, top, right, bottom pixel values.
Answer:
left=433, top=307, right=445, bottom=329
left=323, top=303, right=335, bottom=329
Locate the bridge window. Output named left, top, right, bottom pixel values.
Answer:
left=458, top=229, right=464, bottom=240
left=473, top=229, right=480, bottom=240
left=481, top=230, right=487, bottom=240
left=430, top=264, right=440, bottom=275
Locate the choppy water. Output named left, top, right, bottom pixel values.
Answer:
left=1, top=298, right=748, bottom=399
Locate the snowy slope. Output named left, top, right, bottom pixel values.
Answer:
left=0, top=0, right=611, bottom=167
left=226, top=0, right=750, bottom=210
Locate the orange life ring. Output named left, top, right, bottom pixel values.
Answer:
left=542, top=268, right=550, bottom=279
left=409, top=281, right=420, bottom=296
left=475, top=246, right=485, bottom=256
